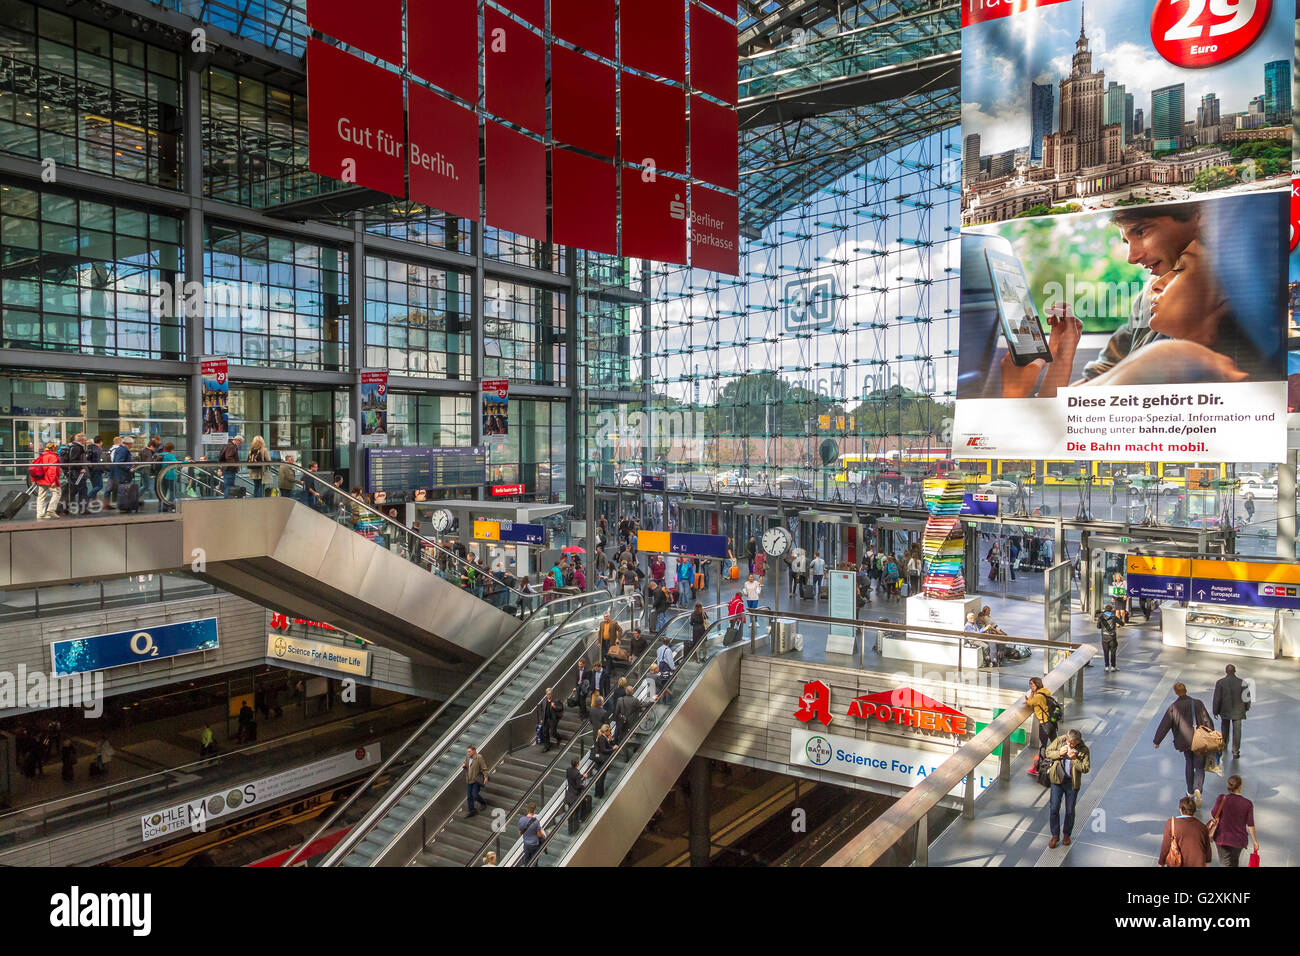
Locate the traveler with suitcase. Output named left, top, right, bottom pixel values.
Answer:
left=30, top=443, right=61, bottom=520
left=108, top=436, right=134, bottom=510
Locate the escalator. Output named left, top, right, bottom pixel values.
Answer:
left=318, top=593, right=641, bottom=867
left=492, top=613, right=745, bottom=867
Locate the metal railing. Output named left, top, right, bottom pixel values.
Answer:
left=823, top=640, right=1097, bottom=867
left=154, top=460, right=532, bottom=607
left=0, top=696, right=427, bottom=858
left=279, top=589, right=608, bottom=866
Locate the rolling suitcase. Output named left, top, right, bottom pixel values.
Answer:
left=800, top=583, right=812, bottom=600
left=1, top=487, right=33, bottom=519
left=117, top=482, right=141, bottom=513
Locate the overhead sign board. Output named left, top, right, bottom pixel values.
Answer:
left=960, top=492, right=998, bottom=517
left=1190, top=559, right=1300, bottom=610
left=789, top=728, right=998, bottom=799
left=641, top=475, right=666, bottom=492
left=473, top=519, right=544, bottom=546
left=266, top=634, right=371, bottom=677
left=140, top=745, right=380, bottom=843
left=51, top=618, right=219, bottom=677
left=1126, top=555, right=1191, bottom=601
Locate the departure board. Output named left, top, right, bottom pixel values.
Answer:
left=365, top=446, right=487, bottom=494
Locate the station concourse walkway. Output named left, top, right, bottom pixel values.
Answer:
left=653, top=573, right=1295, bottom=868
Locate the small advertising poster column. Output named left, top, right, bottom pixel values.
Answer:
left=358, top=369, right=389, bottom=447
left=199, top=357, right=229, bottom=445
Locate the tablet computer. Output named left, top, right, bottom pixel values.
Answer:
left=984, top=248, right=1052, bottom=366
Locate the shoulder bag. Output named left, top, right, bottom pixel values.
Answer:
left=1165, top=819, right=1183, bottom=867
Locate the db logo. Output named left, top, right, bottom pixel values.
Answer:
left=1150, top=0, right=1271, bottom=69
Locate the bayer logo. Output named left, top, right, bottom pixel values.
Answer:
left=805, top=736, right=832, bottom=766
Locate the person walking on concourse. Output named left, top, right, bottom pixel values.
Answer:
left=1158, top=795, right=1212, bottom=867
left=1153, top=682, right=1214, bottom=807
left=1212, top=664, right=1248, bottom=759
left=1044, top=728, right=1090, bottom=849
left=1208, top=774, right=1258, bottom=867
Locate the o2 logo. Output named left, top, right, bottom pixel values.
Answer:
left=1151, top=0, right=1271, bottom=69
left=130, top=631, right=160, bottom=658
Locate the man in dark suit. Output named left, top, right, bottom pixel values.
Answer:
left=1212, top=664, right=1248, bottom=759
left=590, top=660, right=611, bottom=701
left=564, top=756, right=588, bottom=834
left=573, top=659, right=592, bottom=718
left=1153, top=682, right=1214, bottom=807
left=540, top=688, right=564, bottom=752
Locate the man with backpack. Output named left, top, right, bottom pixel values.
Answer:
left=1098, top=603, right=1119, bottom=671
left=108, top=436, right=135, bottom=510
left=30, top=443, right=61, bottom=520
left=61, top=433, right=89, bottom=515
left=218, top=435, right=243, bottom=498
left=1026, top=677, right=1062, bottom=750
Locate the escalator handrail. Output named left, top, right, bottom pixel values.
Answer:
left=320, top=591, right=641, bottom=866
left=155, top=460, right=533, bottom=601
left=460, top=601, right=729, bottom=867
left=519, top=613, right=739, bottom=866
left=279, top=588, right=606, bottom=866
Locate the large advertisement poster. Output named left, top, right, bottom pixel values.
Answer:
left=481, top=379, right=509, bottom=445
left=957, top=0, right=1292, bottom=463
left=200, top=357, right=229, bottom=445
left=359, top=369, right=388, bottom=447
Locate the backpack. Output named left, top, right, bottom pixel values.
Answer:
left=1043, top=694, right=1064, bottom=724
left=27, top=461, right=44, bottom=483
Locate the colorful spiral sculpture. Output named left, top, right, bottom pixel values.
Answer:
left=921, top=478, right=966, bottom=600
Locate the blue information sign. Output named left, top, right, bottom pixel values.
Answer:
left=960, top=493, right=998, bottom=517
left=641, top=475, right=666, bottom=491
left=499, top=522, right=545, bottom=546
left=668, top=532, right=730, bottom=559
left=1127, top=574, right=1189, bottom=601
left=51, top=618, right=220, bottom=676
left=1189, top=577, right=1300, bottom=610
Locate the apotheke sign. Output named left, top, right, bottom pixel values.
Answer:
left=793, top=679, right=973, bottom=737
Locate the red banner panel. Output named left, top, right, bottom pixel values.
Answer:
left=407, top=84, right=481, bottom=221
left=408, top=0, right=478, bottom=101
left=621, top=168, right=687, bottom=266
left=306, top=0, right=402, bottom=65
left=485, top=122, right=547, bottom=241
left=622, top=73, right=687, bottom=175
left=690, top=95, right=738, bottom=190
left=485, top=9, right=546, bottom=133
left=553, top=150, right=616, bottom=255
left=307, top=40, right=406, bottom=196
left=690, top=185, right=739, bottom=275
left=552, top=47, right=616, bottom=157
left=499, top=0, right=544, bottom=27
left=621, top=0, right=686, bottom=83
left=689, top=6, right=738, bottom=105
left=698, top=0, right=737, bottom=18
left=553, top=0, right=615, bottom=59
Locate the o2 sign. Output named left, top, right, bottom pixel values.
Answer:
left=1151, top=0, right=1271, bottom=68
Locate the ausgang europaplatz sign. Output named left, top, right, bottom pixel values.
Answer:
left=954, top=0, right=1291, bottom=463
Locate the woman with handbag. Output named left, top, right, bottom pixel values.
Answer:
left=1158, top=795, right=1212, bottom=867
left=1209, top=774, right=1258, bottom=867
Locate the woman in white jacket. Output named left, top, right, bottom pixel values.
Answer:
left=743, top=574, right=763, bottom=611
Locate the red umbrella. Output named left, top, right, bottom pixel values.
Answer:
left=562, top=545, right=585, bottom=554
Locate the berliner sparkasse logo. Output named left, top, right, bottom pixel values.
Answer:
left=805, top=735, right=833, bottom=766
